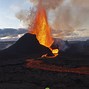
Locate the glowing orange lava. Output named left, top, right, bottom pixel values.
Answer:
left=29, top=7, right=53, bottom=48
left=51, top=49, right=59, bottom=56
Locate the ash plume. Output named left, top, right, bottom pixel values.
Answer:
left=16, top=0, right=89, bottom=40
left=24, top=0, right=74, bottom=39
left=27, top=0, right=63, bottom=9
left=16, top=7, right=36, bottom=28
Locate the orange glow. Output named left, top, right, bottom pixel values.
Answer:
left=52, top=49, right=59, bottom=56
left=28, top=6, right=59, bottom=55
left=29, top=7, right=53, bottom=48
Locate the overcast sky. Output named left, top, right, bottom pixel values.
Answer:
left=0, top=0, right=31, bottom=29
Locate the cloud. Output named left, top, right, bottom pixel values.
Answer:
left=27, top=0, right=63, bottom=9
left=10, top=4, right=22, bottom=13
left=0, top=28, right=27, bottom=41
left=16, top=0, right=89, bottom=40
left=72, top=0, right=89, bottom=8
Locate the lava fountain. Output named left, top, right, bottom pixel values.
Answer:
left=29, top=7, right=53, bottom=48
left=28, top=5, right=58, bottom=56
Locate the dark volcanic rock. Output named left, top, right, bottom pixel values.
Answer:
left=0, top=33, right=53, bottom=60
left=0, top=34, right=89, bottom=89
left=58, top=40, right=89, bottom=58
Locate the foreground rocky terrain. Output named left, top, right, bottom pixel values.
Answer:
left=0, top=33, right=89, bottom=89
left=0, top=57, right=89, bottom=89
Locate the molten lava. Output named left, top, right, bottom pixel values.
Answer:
left=26, top=59, right=89, bottom=75
left=52, top=49, right=59, bottom=55
left=29, top=8, right=53, bottom=48
left=28, top=6, right=59, bottom=55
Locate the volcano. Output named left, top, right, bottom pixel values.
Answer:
left=0, top=1, right=89, bottom=88
left=0, top=33, right=53, bottom=60
left=0, top=36, right=89, bottom=89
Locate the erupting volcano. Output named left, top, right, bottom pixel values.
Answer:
left=28, top=5, right=58, bottom=55
left=0, top=0, right=89, bottom=88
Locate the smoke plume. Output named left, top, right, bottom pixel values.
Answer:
left=27, top=0, right=62, bottom=9
left=16, top=0, right=89, bottom=40
left=16, top=7, right=36, bottom=28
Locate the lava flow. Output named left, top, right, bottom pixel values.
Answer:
left=29, top=6, right=58, bottom=55
left=26, top=59, right=89, bottom=75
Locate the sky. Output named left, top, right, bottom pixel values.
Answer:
left=0, top=0, right=89, bottom=41
left=0, top=0, right=31, bottom=29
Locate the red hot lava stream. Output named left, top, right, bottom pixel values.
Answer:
left=26, top=59, right=89, bottom=75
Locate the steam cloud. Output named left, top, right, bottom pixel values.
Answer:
left=16, top=0, right=89, bottom=40
left=28, top=0, right=62, bottom=9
